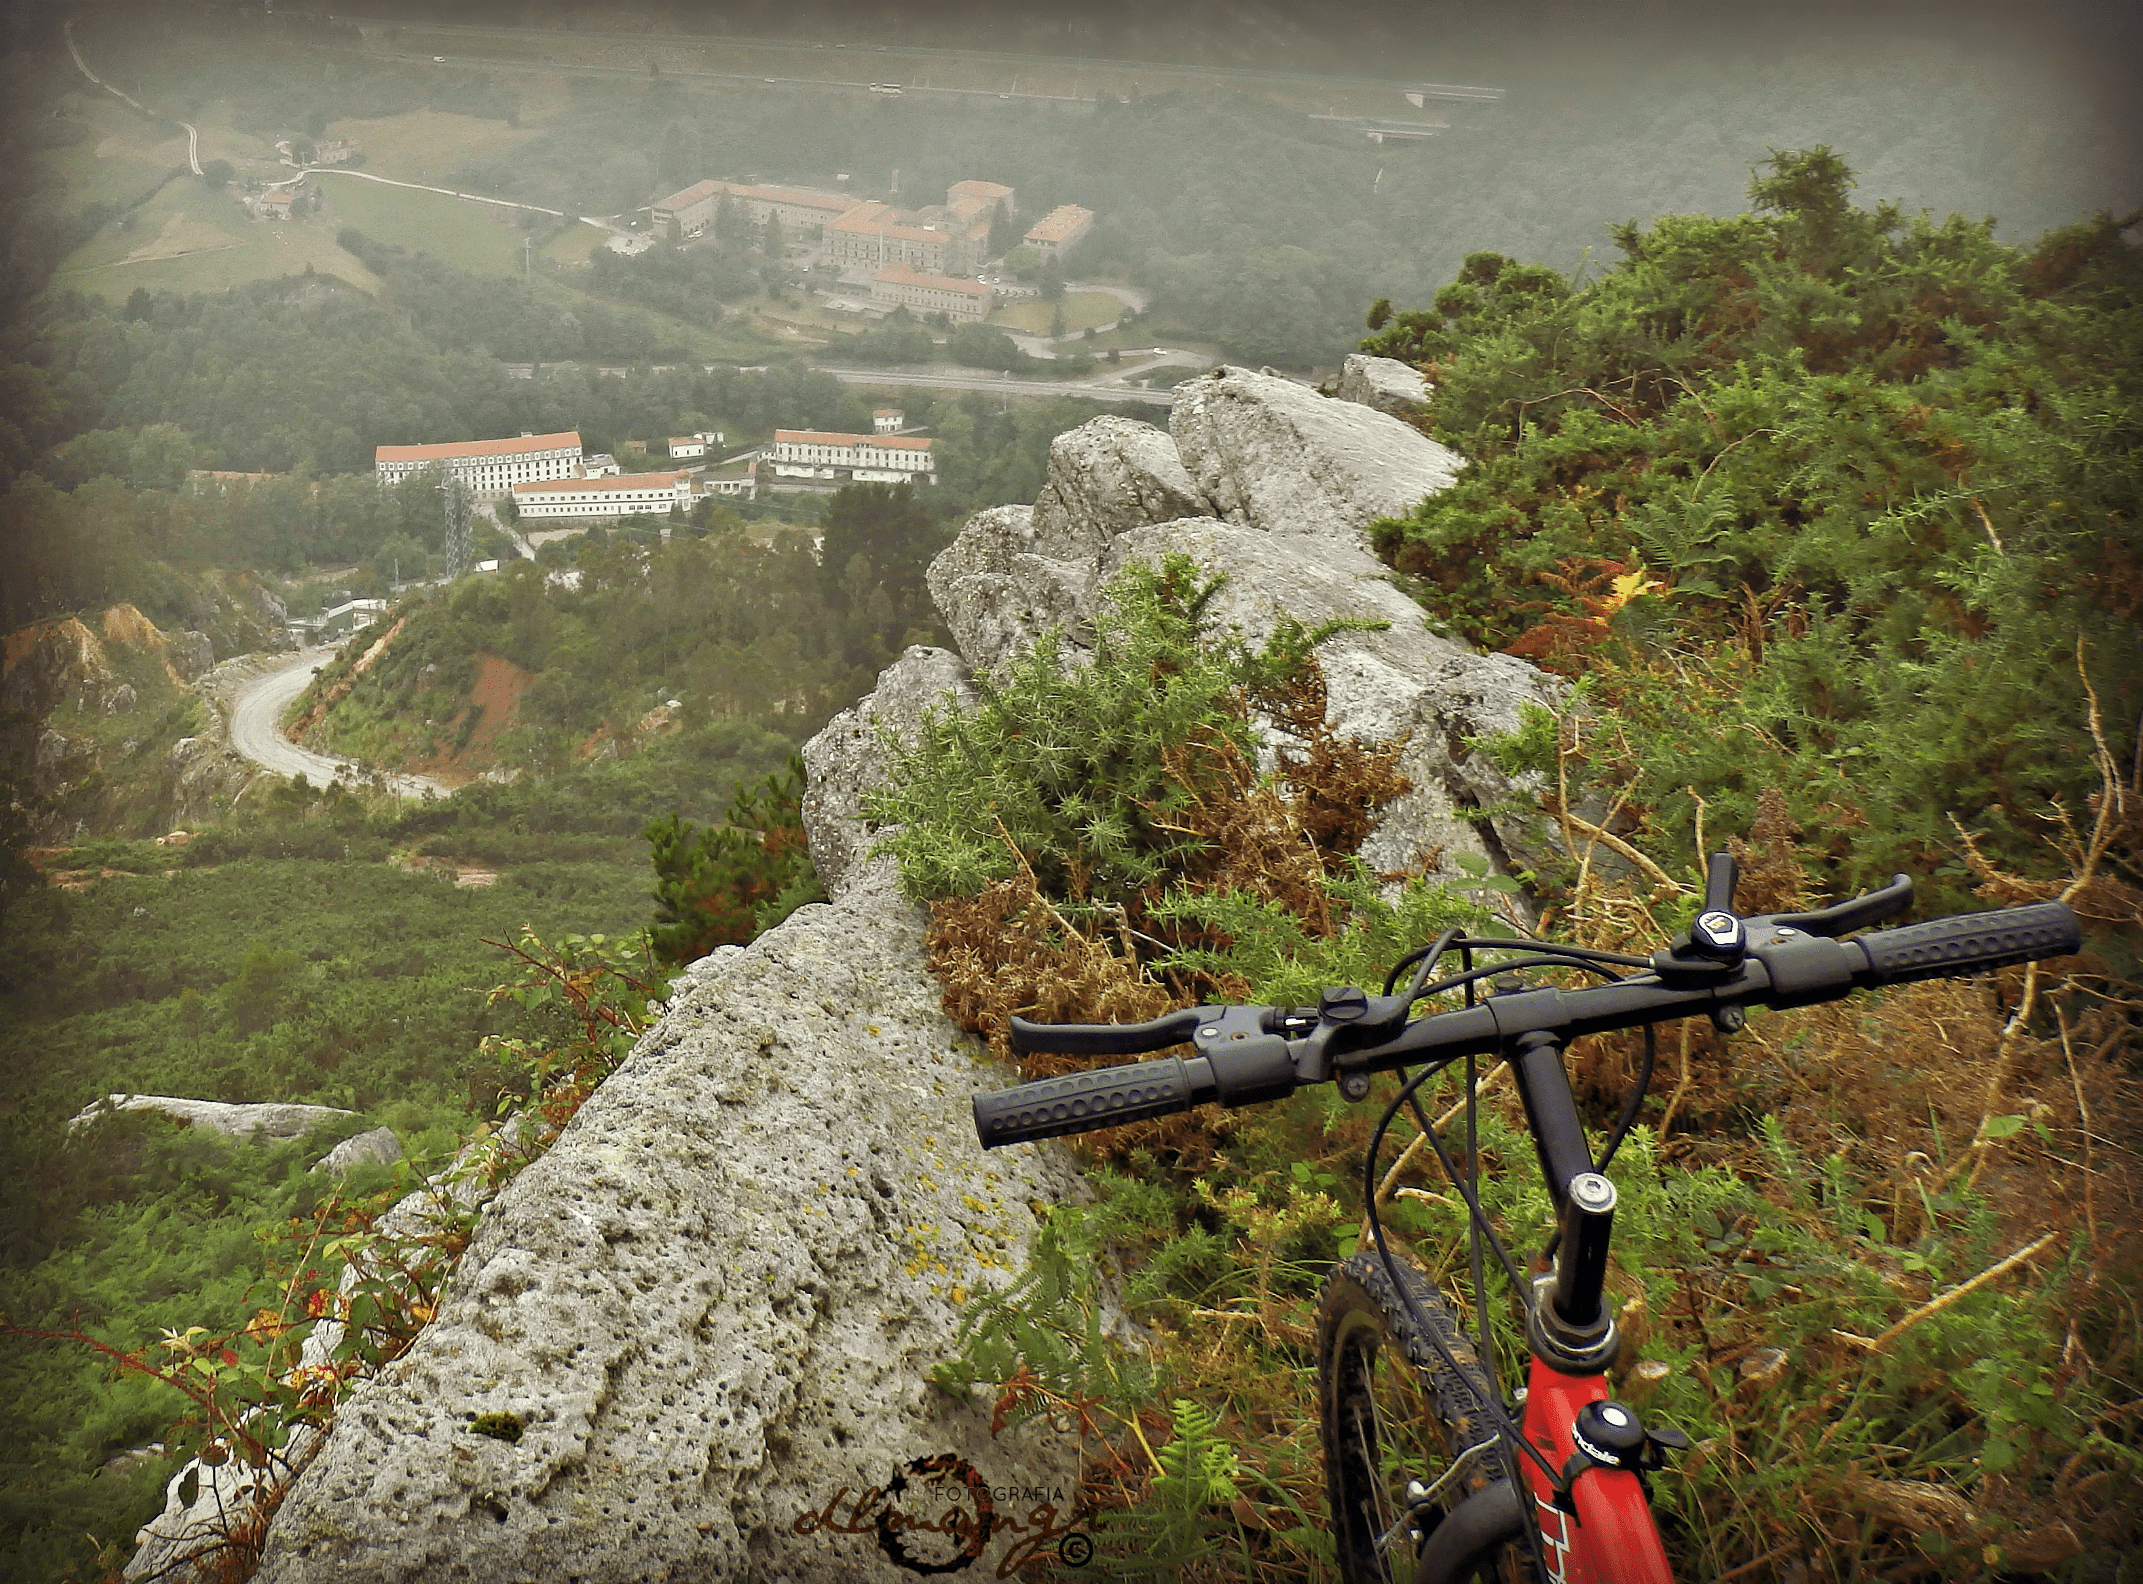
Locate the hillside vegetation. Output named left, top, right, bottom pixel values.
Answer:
left=874, top=156, right=2141, bottom=1578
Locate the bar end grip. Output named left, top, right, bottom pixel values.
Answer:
left=1858, top=902, right=2081, bottom=986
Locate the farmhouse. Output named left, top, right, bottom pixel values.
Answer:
left=374, top=432, right=584, bottom=493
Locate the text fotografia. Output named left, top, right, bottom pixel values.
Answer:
left=792, top=1453, right=1089, bottom=1577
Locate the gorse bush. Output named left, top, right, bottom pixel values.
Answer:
left=1363, top=148, right=2141, bottom=903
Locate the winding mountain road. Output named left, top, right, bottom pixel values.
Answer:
left=228, top=649, right=449, bottom=799
left=65, top=21, right=202, bottom=175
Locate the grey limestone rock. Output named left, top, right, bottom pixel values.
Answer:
left=313, top=1125, right=404, bottom=1174
left=36, top=728, right=90, bottom=769
left=165, top=731, right=264, bottom=830
left=68, top=1094, right=359, bottom=1142
left=1101, top=522, right=1554, bottom=888
left=799, top=646, right=976, bottom=902
left=924, top=506, right=1099, bottom=679
left=1335, top=353, right=1433, bottom=419
left=167, top=629, right=216, bottom=681
left=1169, top=365, right=1463, bottom=547
left=1028, top=413, right=1213, bottom=562
left=253, top=888, right=1092, bottom=1584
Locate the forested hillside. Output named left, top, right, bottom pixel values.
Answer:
left=0, top=0, right=2136, bottom=1569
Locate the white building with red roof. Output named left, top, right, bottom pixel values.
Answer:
left=375, top=432, right=583, bottom=493
left=766, top=429, right=935, bottom=485
left=1023, top=204, right=1094, bottom=255
left=868, top=265, right=995, bottom=323
left=511, top=471, right=694, bottom=520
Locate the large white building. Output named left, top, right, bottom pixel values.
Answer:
left=511, top=471, right=694, bottom=520
left=375, top=432, right=583, bottom=494
left=766, top=430, right=935, bottom=485
left=869, top=265, right=994, bottom=323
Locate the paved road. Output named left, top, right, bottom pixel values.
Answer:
left=338, top=14, right=1501, bottom=101
left=811, top=362, right=1185, bottom=405
left=66, top=20, right=202, bottom=174
left=229, top=649, right=449, bottom=799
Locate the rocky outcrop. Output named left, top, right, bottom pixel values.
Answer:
left=904, top=371, right=1557, bottom=892
left=921, top=507, right=1093, bottom=683
left=1335, top=353, right=1433, bottom=419
left=800, top=645, right=976, bottom=901
left=1169, top=365, right=1463, bottom=543
left=1028, top=412, right=1214, bottom=561
left=313, top=1126, right=404, bottom=1174
left=167, top=629, right=216, bottom=682
left=252, top=892, right=1091, bottom=1584
left=68, top=1094, right=360, bottom=1142
left=232, top=360, right=1557, bottom=1584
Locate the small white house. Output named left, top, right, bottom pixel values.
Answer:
left=668, top=436, right=707, bottom=460
left=872, top=408, right=905, bottom=435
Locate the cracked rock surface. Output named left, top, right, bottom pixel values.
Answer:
left=1170, top=365, right=1463, bottom=542
left=253, top=895, right=1091, bottom=1584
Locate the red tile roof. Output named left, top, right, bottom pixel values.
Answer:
left=376, top=432, right=581, bottom=463
left=773, top=429, right=932, bottom=452
left=1024, top=204, right=1094, bottom=244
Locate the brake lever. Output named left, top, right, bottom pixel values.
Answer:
left=1746, top=873, right=1913, bottom=939
left=1009, top=1007, right=1207, bottom=1056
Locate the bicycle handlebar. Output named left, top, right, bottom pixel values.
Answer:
left=973, top=897, right=2080, bottom=1149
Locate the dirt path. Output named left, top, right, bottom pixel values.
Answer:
left=228, top=648, right=449, bottom=799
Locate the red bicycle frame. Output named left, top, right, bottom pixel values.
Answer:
left=1519, top=1361, right=1675, bottom=1584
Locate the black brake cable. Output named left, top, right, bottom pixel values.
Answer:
left=1361, top=940, right=1650, bottom=1507
left=1363, top=1056, right=1562, bottom=1499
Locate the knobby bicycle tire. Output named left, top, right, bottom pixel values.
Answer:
left=1317, top=1251, right=1543, bottom=1584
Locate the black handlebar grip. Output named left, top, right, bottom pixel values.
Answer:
left=1858, top=902, right=2081, bottom=986
left=973, top=1056, right=1216, bottom=1148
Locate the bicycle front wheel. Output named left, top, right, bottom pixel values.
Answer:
left=1317, top=1251, right=1541, bottom=1584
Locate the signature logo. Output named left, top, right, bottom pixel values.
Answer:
left=793, top=1452, right=1091, bottom=1577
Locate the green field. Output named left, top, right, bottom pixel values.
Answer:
left=541, top=220, right=611, bottom=266
left=315, top=173, right=536, bottom=276
left=989, top=289, right=1124, bottom=336
left=51, top=183, right=387, bottom=303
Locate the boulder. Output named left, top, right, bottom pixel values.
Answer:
left=799, top=646, right=976, bottom=903
left=1335, top=353, right=1433, bottom=419
left=68, top=1094, right=359, bottom=1142
left=313, top=1126, right=404, bottom=1174
left=1027, top=414, right=1213, bottom=563
left=103, top=683, right=138, bottom=715
left=164, top=732, right=264, bottom=830
left=924, top=506, right=1098, bottom=679
left=36, top=728, right=91, bottom=769
left=1169, top=365, right=1464, bottom=547
left=167, top=630, right=216, bottom=682
left=253, top=889, right=1093, bottom=1584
